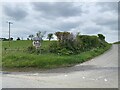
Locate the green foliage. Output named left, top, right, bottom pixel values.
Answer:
left=50, top=32, right=107, bottom=55
left=36, top=31, right=46, bottom=38
left=49, top=41, right=58, bottom=53
left=27, top=46, right=36, bottom=53
left=47, top=33, right=53, bottom=41
left=2, top=32, right=112, bottom=70
left=52, top=32, right=75, bottom=55
left=80, top=35, right=100, bottom=51
left=2, top=42, right=112, bottom=69
left=98, top=34, right=105, bottom=41
left=58, top=48, right=73, bottom=55
left=27, top=46, right=46, bottom=54
left=113, top=41, right=120, bottom=44
left=16, top=37, right=20, bottom=40
left=28, top=35, right=34, bottom=40
left=55, top=32, right=63, bottom=41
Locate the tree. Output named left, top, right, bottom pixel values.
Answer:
left=29, top=35, right=34, bottom=40
left=10, top=37, right=13, bottom=41
left=17, top=37, right=20, bottom=40
left=50, top=32, right=108, bottom=55
left=55, top=32, right=71, bottom=42
left=98, top=34, right=105, bottom=41
left=36, top=31, right=41, bottom=38
left=47, top=33, right=53, bottom=41
left=55, top=32, right=63, bottom=42
left=2, top=38, right=9, bottom=41
left=27, top=38, right=29, bottom=40
left=36, top=31, right=46, bottom=40
left=62, top=32, right=71, bottom=40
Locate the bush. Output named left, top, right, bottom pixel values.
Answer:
left=27, top=46, right=36, bottom=53
left=4, top=47, right=7, bottom=50
left=49, top=41, right=58, bottom=53
left=17, top=37, right=21, bottom=40
left=27, top=46, right=47, bottom=54
left=49, top=32, right=109, bottom=55
left=58, top=48, right=73, bottom=55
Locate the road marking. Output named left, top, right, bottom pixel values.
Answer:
left=82, top=77, right=85, bottom=79
left=104, top=78, right=108, bottom=82
left=33, top=73, right=39, bottom=76
left=64, top=75, right=68, bottom=77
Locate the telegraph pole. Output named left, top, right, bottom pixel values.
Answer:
left=7, top=21, right=13, bottom=47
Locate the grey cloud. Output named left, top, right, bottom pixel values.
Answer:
left=96, top=2, right=118, bottom=12
left=31, top=2, right=83, bottom=18
left=3, top=5, right=28, bottom=21
left=2, top=2, right=118, bottom=42
left=95, top=19, right=117, bottom=25
left=96, top=21, right=117, bottom=30
left=56, top=22, right=80, bottom=31
left=93, top=17, right=117, bottom=30
left=82, top=26, right=102, bottom=34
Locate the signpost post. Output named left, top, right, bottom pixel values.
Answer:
left=32, top=37, right=42, bottom=53
left=7, top=21, right=13, bottom=47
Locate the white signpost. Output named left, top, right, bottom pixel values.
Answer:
left=32, top=37, right=42, bottom=49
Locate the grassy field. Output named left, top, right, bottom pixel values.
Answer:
left=113, top=41, right=120, bottom=44
left=2, top=40, right=112, bottom=71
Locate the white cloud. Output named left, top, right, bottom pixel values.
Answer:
left=1, top=2, right=118, bottom=42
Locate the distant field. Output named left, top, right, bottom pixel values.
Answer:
left=2, top=40, right=51, bottom=50
left=113, top=41, right=120, bottom=44
left=2, top=40, right=112, bottom=71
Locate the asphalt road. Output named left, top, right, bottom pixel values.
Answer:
left=1, top=44, right=118, bottom=88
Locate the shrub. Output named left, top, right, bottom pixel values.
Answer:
left=49, top=41, right=58, bottom=53
left=27, top=46, right=36, bottom=53
left=58, top=48, right=73, bottom=55
left=17, top=37, right=21, bottom=40
left=4, top=47, right=7, bottom=50
left=49, top=32, right=108, bottom=55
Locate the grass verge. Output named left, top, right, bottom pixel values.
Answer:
left=2, top=43, right=112, bottom=71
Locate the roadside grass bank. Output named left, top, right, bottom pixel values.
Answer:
left=113, top=41, right=120, bottom=44
left=2, top=41, right=112, bottom=71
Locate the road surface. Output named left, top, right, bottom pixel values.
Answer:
left=1, top=45, right=119, bottom=88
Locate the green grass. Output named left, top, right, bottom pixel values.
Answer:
left=2, top=40, right=51, bottom=52
left=0, top=41, right=2, bottom=68
left=2, top=40, right=112, bottom=70
left=2, top=40, right=51, bottom=49
left=113, top=41, right=120, bottom=44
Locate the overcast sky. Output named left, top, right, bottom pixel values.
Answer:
left=1, top=1, right=118, bottom=42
